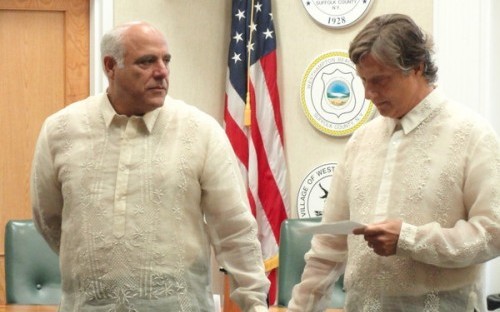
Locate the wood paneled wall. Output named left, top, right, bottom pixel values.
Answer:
left=0, top=0, right=89, bottom=303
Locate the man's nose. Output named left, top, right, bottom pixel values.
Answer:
left=364, top=85, right=376, bottom=100
left=153, top=61, right=169, bottom=77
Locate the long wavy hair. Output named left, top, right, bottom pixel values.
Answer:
left=349, top=13, right=438, bottom=83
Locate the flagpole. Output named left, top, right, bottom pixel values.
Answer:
left=244, top=0, right=255, bottom=127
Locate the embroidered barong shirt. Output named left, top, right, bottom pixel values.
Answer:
left=31, top=94, right=270, bottom=312
left=288, top=88, right=500, bottom=312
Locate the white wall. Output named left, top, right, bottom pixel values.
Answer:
left=491, top=0, right=500, bottom=135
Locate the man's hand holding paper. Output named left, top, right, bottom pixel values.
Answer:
left=353, top=219, right=403, bottom=257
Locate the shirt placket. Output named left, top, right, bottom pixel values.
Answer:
left=372, top=126, right=403, bottom=222
left=113, top=118, right=139, bottom=238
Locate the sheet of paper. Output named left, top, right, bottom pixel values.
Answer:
left=298, top=220, right=366, bottom=235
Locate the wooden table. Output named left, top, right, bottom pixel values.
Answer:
left=270, top=307, right=342, bottom=312
left=0, top=306, right=58, bottom=312
left=0, top=305, right=342, bottom=312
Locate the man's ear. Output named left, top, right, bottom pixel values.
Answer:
left=414, top=62, right=425, bottom=76
left=103, top=56, right=117, bottom=79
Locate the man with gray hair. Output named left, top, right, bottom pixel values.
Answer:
left=288, top=13, right=500, bottom=311
left=31, top=21, right=270, bottom=311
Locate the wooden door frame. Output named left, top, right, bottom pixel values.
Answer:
left=89, top=0, right=113, bottom=95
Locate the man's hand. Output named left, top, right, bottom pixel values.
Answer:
left=352, top=219, right=403, bottom=256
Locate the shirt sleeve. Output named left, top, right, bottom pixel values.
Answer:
left=199, top=122, right=270, bottom=311
left=397, top=127, right=500, bottom=268
left=287, top=161, right=350, bottom=311
left=31, top=120, right=63, bottom=254
left=287, top=239, right=346, bottom=311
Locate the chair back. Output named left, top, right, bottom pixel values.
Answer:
left=4, top=219, right=62, bottom=304
left=277, top=217, right=345, bottom=307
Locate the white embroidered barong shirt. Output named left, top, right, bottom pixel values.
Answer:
left=288, top=88, right=500, bottom=312
left=31, top=94, right=270, bottom=312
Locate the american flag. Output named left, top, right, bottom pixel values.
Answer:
left=224, top=0, right=290, bottom=304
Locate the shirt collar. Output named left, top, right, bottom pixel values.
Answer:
left=395, top=87, right=444, bottom=135
left=100, top=93, right=161, bottom=133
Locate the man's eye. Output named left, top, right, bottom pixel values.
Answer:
left=138, top=58, right=154, bottom=65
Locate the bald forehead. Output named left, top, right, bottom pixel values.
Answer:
left=115, top=22, right=170, bottom=66
left=119, top=22, right=168, bottom=51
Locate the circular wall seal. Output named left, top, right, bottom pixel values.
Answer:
left=296, top=162, right=337, bottom=219
left=301, top=0, right=373, bottom=28
left=301, top=50, right=374, bottom=137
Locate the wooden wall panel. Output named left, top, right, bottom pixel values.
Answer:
left=0, top=0, right=89, bottom=304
